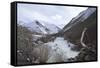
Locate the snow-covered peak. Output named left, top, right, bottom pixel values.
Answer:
left=18, top=20, right=61, bottom=34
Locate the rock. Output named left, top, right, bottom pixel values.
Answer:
left=75, top=47, right=97, bottom=61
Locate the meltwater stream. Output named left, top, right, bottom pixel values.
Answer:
left=44, top=37, right=79, bottom=63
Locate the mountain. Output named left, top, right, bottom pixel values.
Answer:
left=18, top=20, right=61, bottom=34
left=37, top=20, right=61, bottom=34
left=63, top=8, right=96, bottom=32
left=61, top=7, right=97, bottom=61
left=62, top=8, right=96, bottom=43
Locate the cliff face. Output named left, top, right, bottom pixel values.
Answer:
left=62, top=8, right=97, bottom=61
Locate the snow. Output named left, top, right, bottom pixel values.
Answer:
left=81, top=8, right=96, bottom=21
left=32, top=34, right=42, bottom=42
left=18, top=20, right=60, bottom=34
left=63, top=8, right=96, bottom=32
left=38, top=25, right=48, bottom=34
left=33, top=35, right=42, bottom=37
left=43, top=22, right=60, bottom=34
left=35, top=20, right=61, bottom=34
left=45, top=37, right=79, bottom=63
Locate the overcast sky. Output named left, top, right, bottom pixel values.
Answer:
left=17, top=3, right=88, bottom=28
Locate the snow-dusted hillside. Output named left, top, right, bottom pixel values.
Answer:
left=18, top=20, right=61, bottom=34
left=63, top=8, right=96, bottom=32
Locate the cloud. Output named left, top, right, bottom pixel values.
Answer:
left=51, top=14, right=63, bottom=20
left=17, top=3, right=87, bottom=28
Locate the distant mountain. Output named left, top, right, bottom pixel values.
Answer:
left=18, top=20, right=61, bottom=34
left=39, top=20, right=61, bottom=34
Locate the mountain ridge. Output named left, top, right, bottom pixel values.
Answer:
left=18, top=20, right=61, bottom=34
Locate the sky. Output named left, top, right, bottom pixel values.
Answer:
left=17, top=3, right=88, bottom=28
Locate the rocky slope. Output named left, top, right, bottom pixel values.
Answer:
left=62, top=7, right=97, bottom=61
